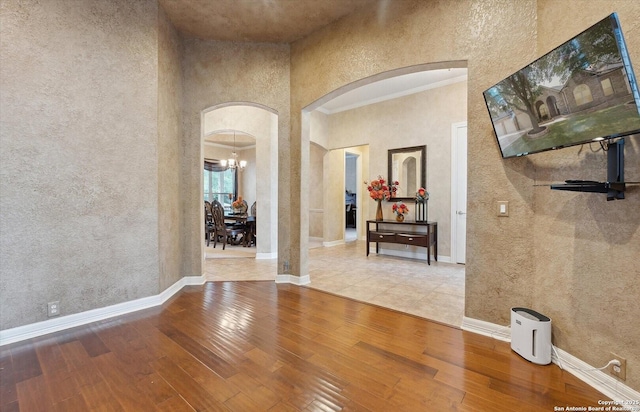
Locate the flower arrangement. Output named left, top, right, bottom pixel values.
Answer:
left=392, top=202, right=409, bottom=216
left=364, top=175, right=398, bottom=201
left=232, top=196, right=244, bottom=209
left=416, top=187, right=429, bottom=202
left=415, top=187, right=429, bottom=222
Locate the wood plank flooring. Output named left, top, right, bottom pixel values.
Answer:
left=0, top=281, right=607, bottom=411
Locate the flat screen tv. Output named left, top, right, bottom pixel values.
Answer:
left=483, top=13, right=640, bottom=159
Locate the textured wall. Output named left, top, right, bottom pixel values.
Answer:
left=0, top=0, right=160, bottom=329
left=290, top=0, right=640, bottom=390
left=323, top=149, right=346, bottom=242
left=158, top=5, right=184, bottom=290
left=180, top=40, right=290, bottom=275
left=309, top=143, right=326, bottom=238
left=291, top=0, right=487, bottom=280
left=532, top=0, right=640, bottom=390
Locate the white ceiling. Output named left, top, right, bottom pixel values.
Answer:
left=204, top=131, right=255, bottom=149
left=316, top=68, right=468, bottom=114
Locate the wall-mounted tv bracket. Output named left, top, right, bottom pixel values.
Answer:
left=550, top=139, right=627, bottom=200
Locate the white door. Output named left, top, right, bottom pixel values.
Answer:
left=452, top=123, right=467, bottom=264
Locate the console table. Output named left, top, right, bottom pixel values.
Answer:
left=366, top=220, right=438, bottom=265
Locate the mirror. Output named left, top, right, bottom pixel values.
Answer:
left=388, top=145, right=426, bottom=200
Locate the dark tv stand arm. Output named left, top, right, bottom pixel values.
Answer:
left=550, top=139, right=626, bottom=200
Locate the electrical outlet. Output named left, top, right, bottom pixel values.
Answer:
left=610, top=352, right=626, bottom=380
left=47, top=301, right=60, bottom=317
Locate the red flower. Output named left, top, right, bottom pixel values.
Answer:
left=364, top=175, right=399, bottom=202
left=392, top=202, right=408, bottom=215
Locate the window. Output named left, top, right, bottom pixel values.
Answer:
left=601, top=78, right=614, bottom=96
left=204, top=160, right=237, bottom=210
left=573, top=84, right=593, bottom=106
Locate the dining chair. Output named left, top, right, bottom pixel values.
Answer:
left=204, top=201, right=214, bottom=246
left=212, top=199, right=245, bottom=250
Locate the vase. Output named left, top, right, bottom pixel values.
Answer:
left=396, top=214, right=404, bottom=222
left=415, top=200, right=428, bottom=222
left=375, top=199, right=383, bottom=221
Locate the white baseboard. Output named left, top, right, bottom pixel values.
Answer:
left=0, top=274, right=206, bottom=346
left=462, top=316, right=640, bottom=403
left=275, top=274, right=311, bottom=285
left=322, top=239, right=345, bottom=247
left=461, top=316, right=511, bottom=341
left=256, top=252, right=277, bottom=259
left=437, top=255, right=452, bottom=263
left=552, top=346, right=640, bottom=408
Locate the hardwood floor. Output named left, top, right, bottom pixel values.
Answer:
left=1, top=282, right=606, bottom=411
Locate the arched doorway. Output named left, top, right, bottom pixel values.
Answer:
left=200, top=103, right=279, bottom=261
left=301, top=61, right=468, bottom=279
left=546, top=96, right=559, bottom=118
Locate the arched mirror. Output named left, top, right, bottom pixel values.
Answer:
left=387, top=145, right=426, bottom=200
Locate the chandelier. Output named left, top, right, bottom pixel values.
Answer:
left=220, top=131, right=247, bottom=170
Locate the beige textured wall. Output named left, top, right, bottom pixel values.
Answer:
left=0, top=0, right=161, bottom=329
left=323, top=149, right=346, bottom=243
left=240, top=147, right=257, bottom=207
left=180, top=40, right=290, bottom=275
left=290, top=0, right=640, bottom=390
left=309, top=143, right=326, bottom=238
left=532, top=0, right=640, bottom=389
left=158, top=5, right=184, bottom=290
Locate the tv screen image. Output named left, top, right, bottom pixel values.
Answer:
left=483, top=13, right=640, bottom=159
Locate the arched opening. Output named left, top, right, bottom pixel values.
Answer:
left=200, top=103, right=279, bottom=263
left=299, top=62, right=468, bottom=326
left=546, top=96, right=559, bottom=118
left=536, top=101, right=549, bottom=121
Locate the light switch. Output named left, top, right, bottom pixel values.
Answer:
left=497, top=201, right=509, bottom=217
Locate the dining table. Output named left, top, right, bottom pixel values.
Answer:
left=224, top=213, right=256, bottom=247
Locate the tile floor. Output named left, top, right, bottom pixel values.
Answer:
left=204, top=239, right=465, bottom=327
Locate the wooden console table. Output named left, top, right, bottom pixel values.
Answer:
left=366, top=220, right=438, bottom=265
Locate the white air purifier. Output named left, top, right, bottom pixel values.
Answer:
left=510, top=307, right=552, bottom=365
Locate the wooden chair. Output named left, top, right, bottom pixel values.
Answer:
left=246, top=201, right=256, bottom=247
left=204, top=201, right=214, bottom=246
left=211, top=200, right=246, bottom=250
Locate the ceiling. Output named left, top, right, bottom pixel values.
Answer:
left=205, top=132, right=255, bottom=149
left=159, top=0, right=377, bottom=43
left=173, top=1, right=468, bottom=146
